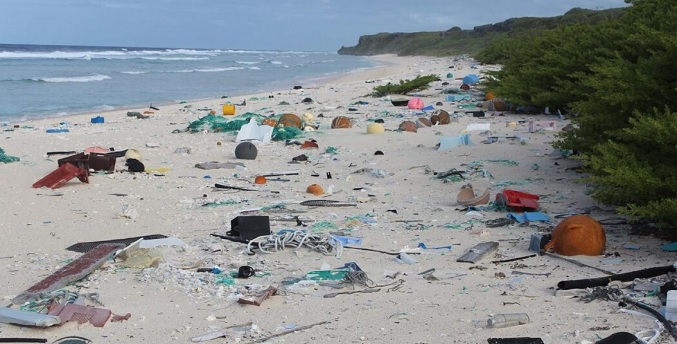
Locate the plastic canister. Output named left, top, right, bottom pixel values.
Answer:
left=487, top=313, right=530, bottom=328
left=222, top=104, right=236, bottom=116
left=666, top=290, right=677, bottom=321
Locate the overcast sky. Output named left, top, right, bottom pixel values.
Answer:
left=1, top=0, right=629, bottom=52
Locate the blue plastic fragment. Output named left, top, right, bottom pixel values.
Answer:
left=417, top=242, right=452, bottom=250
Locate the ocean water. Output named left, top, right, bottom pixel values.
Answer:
left=0, top=44, right=377, bottom=122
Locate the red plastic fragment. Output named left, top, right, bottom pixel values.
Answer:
left=48, top=303, right=112, bottom=327
left=32, top=162, right=87, bottom=189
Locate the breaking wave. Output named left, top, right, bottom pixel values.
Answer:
left=33, top=74, right=112, bottom=83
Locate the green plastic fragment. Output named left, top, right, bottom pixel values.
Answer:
left=304, top=270, right=348, bottom=281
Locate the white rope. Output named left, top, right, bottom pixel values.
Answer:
left=619, top=308, right=664, bottom=344
left=246, top=230, right=343, bottom=258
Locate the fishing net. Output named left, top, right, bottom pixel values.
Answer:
left=0, top=147, right=20, bottom=163
left=187, top=112, right=266, bottom=133
left=187, top=112, right=304, bottom=141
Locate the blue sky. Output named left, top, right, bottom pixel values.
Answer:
left=1, top=0, right=629, bottom=51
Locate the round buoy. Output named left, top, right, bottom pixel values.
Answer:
left=432, top=110, right=450, bottom=125
left=490, top=98, right=507, bottom=111
left=399, top=121, right=417, bottom=133
left=367, top=123, right=385, bottom=134
left=254, top=176, right=267, bottom=184
left=416, top=118, right=432, bottom=128
left=125, top=149, right=142, bottom=161
left=234, top=142, right=257, bottom=160
left=277, top=113, right=302, bottom=129
left=331, top=116, right=352, bottom=129
left=306, top=184, right=324, bottom=196
left=374, top=150, right=384, bottom=155
left=302, top=112, right=314, bottom=123
left=261, top=118, right=277, bottom=127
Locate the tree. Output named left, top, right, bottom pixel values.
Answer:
left=583, top=108, right=677, bottom=226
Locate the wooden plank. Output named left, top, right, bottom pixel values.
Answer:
left=457, top=241, right=499, bottom=263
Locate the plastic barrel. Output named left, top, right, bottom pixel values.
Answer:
left=222, top=104, right=236, bottom=116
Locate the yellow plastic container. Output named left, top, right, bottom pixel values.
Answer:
left=222, top=104, right=236, bottom=116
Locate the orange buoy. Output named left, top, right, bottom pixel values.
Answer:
left=254, top=176, right=267, bottom=184
left=277, top=113, right=302, bottom=129
left=398, top=120, right=417, bottom=133
left=544, top=215, right=606, bottom=256
left=306, top=184, right=324, bottom=196
left=331, top=116, right=352, bottom=129
left=430, top=110, right=450, bottom=125
left=261, top=118, right=277, bottom=127
left=416, top=117, right=432, bottom=128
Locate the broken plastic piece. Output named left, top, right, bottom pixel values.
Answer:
left=13, top=243, right=124, bottom=304
left=0, top=307, right=61, bottom=327
left=457, top=242, right=499, bottom=263
left=487, top=313, right=530, bottom=328
left=32, top=162, right=87, bottom=189
left=52, top=337, right=92, bottom=344
left=456, top=184, right=490, bottom=206
left=48, top=303, right=112, bottom=327
left=238, top=286, right=277, bottom=306
left=438, top=134, right=472, bottom=151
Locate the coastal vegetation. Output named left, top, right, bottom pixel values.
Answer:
left=476, top=0, right=677, bottom=228
left=371, top=74, right=440, bottom=97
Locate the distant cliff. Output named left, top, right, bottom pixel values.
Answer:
left=337, top=7, right=624, bottom=57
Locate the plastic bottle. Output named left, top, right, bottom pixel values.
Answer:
left=487, top=313, right=530, bottom=328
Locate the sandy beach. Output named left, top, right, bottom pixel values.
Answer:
left=0, top=55, right=674, bottom=344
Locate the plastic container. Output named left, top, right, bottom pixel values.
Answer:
left=666, top=290, right=677, bottom=321
left=222, top=104, right=236, bottom=116
left=90, top=116, right=104, bottom=123
left=487, top=313, right=530, bottom=328
left=46, top=128, right=69, bottom=133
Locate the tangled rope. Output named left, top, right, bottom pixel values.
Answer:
left=246, top=230, right=343, bottom=258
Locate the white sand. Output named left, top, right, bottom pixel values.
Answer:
left=0, top=55, right=674, bottom=344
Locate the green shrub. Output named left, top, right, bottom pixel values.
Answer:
left=371, top=74, right=440, bottom=97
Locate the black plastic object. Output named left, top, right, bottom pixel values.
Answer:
left=557, top=265, right=675, bottom=290
left=52, top=336, right=93, bottom=344
left=0, top=338, right=47, bottom=343
left=229, top=216, right=271, bottom=241
left=594, top=332, right=638, bottom=344
left=234, top=142, right=258, bottom=160
left=238, top=266, right=256, bottom=278
left=487, top=338, right=544, bottom=344
left=126, top=158, right=145, bottom=172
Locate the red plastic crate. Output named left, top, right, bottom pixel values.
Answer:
left=32, top=162, right=87, bottom=189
